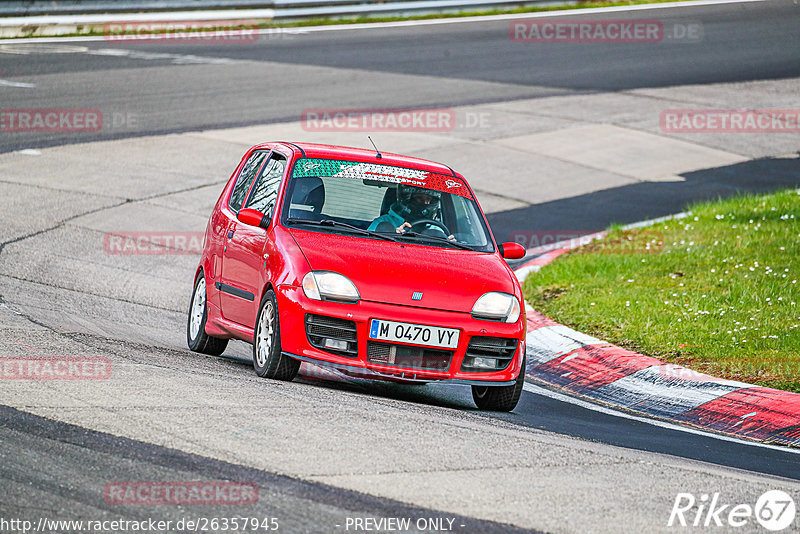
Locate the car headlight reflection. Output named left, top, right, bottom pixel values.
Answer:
left=302, top=271, right=360, bottom=303
left=471, top=292, right=520, bottom=323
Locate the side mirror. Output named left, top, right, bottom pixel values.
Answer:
left=499, top=242, right=526, bottom=260
left=237, top=208, right=269, bottom=229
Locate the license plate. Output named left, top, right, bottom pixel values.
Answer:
left=368, top=319, right=460, bottom=349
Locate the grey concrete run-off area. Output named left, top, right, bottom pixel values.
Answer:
left=2, top=1, right=800, bottom=529
left=1, top=69, right=799, bottom=531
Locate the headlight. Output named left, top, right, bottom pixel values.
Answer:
left=302, top=271, right=360, bottom=303
left=472, top=292, right=520, bottom=323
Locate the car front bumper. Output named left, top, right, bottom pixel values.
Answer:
left=276, top=285, right=525, bottom=384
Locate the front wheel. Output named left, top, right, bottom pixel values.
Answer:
left=253, top=289, right=300, bottom=381
left=187, top=272, right=228, bottom=356
left=471, top=355, right=526, bottom=412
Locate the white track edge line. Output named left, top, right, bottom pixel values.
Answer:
left=266, top=0, right=766, bottom=32
left=522, top=382, right=800, bottom=455
left=0, top=0, right=765, bottom=44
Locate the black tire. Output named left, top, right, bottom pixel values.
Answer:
left=471, top=355, right=526, bottom=412
left=187, top=272, right=228, bottom=356
left=253, top=289, right=300, bottom=381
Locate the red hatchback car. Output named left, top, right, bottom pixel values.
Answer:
left=187, top=142, right=528, bottom=411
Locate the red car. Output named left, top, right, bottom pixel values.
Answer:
left=187, top=142, right=527, bottom=411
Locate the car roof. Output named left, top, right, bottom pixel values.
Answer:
left=259, top=142, right=461, bottom=178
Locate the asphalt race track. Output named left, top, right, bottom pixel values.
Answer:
left=1, top=1, right=800, bottom=532
left=1, top=0, right=799, bottom=153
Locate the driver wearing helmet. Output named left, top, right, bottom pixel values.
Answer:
left=368, top=184, right=445, bottom=235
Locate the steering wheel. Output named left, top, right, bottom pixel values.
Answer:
left=410, top=219, right=450, bottom=235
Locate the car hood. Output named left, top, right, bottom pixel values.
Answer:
left=289, top=228, right=516, bottom=313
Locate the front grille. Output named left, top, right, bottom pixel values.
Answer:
left=305, top=314, right=358, bottom=358
left=367, top=341, right=452, bottom=372
left=460, top=336, right=517, bottom=372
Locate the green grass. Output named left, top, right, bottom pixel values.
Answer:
left=3, top=0, right=697, bottom=40
left=523, top=189, right=800, bottom=392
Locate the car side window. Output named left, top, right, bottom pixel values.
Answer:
left=229, top=151, right=267, bottom=212
left=245, top=153, right=286, bottom=219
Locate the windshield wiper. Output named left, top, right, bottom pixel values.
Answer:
left=286, top=218, right=398, bottom=242
left=398, top=231, right=475, bottom=251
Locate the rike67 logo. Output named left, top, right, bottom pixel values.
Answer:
left=668, top=490, right=796, bottom=531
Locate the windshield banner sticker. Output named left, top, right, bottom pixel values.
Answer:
left=292, top=159, right=473, bottom=199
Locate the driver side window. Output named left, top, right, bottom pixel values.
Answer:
left=229, top=151, right=267, bottom=212
left=245, top=153, right=286, bottom=220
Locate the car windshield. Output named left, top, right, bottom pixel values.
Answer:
left=281, top=158, right=494, bottom=252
